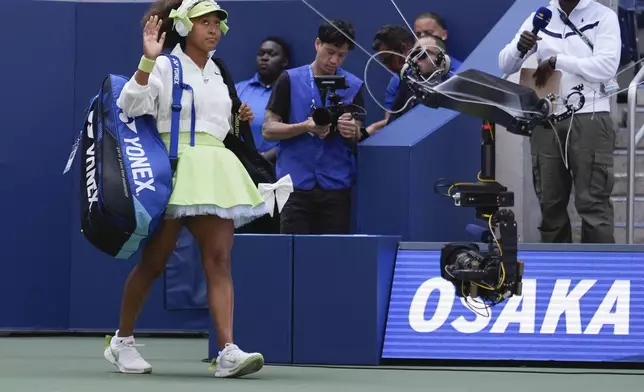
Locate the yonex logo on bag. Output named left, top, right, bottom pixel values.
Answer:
left=118, top=111, right=156, bottom=195
left=85, top=111, right=99, bottom=207
left=124, top=138, right=156, bottom=194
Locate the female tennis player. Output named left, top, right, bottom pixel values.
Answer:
left=103, top=0, right=269, bottom=378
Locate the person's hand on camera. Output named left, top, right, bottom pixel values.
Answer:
left=143, top=15, right=166, bottom=61
left=517, top=30, right=541, bottom=54
left=238, top=103, right=254, bottom=123
left=337, top=113, right=359, bottom=140
left=305, top=117, right=330, bottom=138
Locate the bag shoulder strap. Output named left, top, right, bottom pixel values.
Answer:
left=557, top=9, right=594, bottom=51
left=162, top=54, right=196, bottom=172
left=212, top=57, right=257, bottom=150
left=213, top=57, right=241, bottom=112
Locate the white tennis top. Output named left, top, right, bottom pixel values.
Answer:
left=117, top=44, right=233, bottom=141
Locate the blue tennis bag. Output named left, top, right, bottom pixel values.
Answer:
left=63, top=54, right=191, bottom=259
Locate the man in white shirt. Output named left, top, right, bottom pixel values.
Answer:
left=499, top=0, right=620, bottom=244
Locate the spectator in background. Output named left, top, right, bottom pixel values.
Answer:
left=414, top=11, right=449, bottom=41
left=262, top=20, right=368, bottom=234
left=235, top=36, right=291, bottom=163
left=366, top=25, right=416, bottom=134
left=235, top=37, right=290, bottom=234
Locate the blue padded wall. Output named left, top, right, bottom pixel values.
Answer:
left=355, top=106, right=482, bottom=242
left=292, top=235, right=400, bottom=365
left=207, top=234, right=294, bottom=364
left=0, top=0, right=76, bottom=330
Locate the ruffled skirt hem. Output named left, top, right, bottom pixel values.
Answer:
left=166, top=203, right=271, bottom=228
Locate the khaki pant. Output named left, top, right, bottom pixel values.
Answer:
left=530, top=112, right=616, bottom=243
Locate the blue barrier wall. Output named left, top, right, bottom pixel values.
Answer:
left=292, top=235, right=399, bottom=365
left=355, top=0, right=548, bottom=242
left=0, top=0, right=76, bottom=330
left=1, top=0, right=517, bottom=331
left=207, top=235, right=294, bottom=364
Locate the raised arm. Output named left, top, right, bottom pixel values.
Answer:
left=498, top=13, right=536, bottom=75
left=116, top=15, right=167, bottom=118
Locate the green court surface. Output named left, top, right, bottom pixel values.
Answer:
left=0, top=337, right=642, bottom=392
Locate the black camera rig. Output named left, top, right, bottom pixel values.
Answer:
left=396, top=68, right=589, bottom=306
left=310, top=75, right=365, bottom=148
left=311, top=75, right=350, bottom=133
left=436, top=121, right=524, bottom=305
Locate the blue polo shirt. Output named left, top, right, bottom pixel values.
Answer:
left=235, top=73, right=278, bottom=153
left=383, top=57, right=463, bottom=110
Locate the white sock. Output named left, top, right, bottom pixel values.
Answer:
left=113, top=330, right=133, bottom=345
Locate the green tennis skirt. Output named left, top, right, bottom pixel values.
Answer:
left=161, top=132, right=269, bottom=228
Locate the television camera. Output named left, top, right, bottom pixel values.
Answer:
left=400, top=57, right=586, bottom=308
left=435, top=120, right=524, bottom=308
left=311, top=75, right=364, bottom=142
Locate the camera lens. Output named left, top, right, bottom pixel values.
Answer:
left=312, top=108, right=332, bottom=126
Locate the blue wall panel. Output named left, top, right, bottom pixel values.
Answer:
left=0, top=0, right=76, bottom=330
left=207, top=234, right=294, bottom=364
left=292, top=235, right=399, bottom=365
left=68, top=235, right=209, bottom=332
left=355, top=107, right=481, bottom=241
left=165, top=229, right=208, bottom=311
left=73, top=2, right=150, bottom=129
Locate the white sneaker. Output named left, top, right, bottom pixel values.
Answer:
left=103, top=333, right=152, bottom=374
left=209, top=343, right=264, bottom=378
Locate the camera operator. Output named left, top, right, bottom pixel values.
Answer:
left=262, top=20, right=367, bottom=234
left=388, top=35, right=449, bottom=124
left=498, top=0, right=621, bottom=243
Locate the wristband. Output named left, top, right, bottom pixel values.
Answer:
left=138, top=56, right=156, bottom=74
left=359, top=127, right=370, bottom=141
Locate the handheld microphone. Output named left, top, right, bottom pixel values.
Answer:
left=519, top=7, right=552, bottom=59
